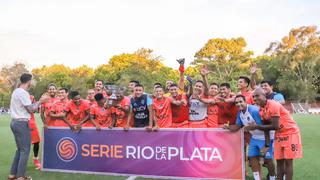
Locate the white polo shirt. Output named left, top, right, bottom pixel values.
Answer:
left=10, top=88, right=32, bottom=119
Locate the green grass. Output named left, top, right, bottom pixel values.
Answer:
left=1, top=114, right=320, bottom=179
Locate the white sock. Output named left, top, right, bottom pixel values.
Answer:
left=253, top=172, right=260, bottom=180
left=269, top=176, right=276, bottom=180
left=33, top=157, right=38, bottom=159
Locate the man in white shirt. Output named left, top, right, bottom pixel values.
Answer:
left=8, top=73, right=49, bottom=180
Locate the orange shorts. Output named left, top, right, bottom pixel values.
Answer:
left=274, top=133, right=303, bottom=160
left=188, top=120, right=207, bottom=128
left=29, top=121, right=40, bottom=144
left=171, top=121, right=189, bottom=128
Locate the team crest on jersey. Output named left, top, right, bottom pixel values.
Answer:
left=265, top=152, right=270, bottom=157
left=141, top=99, right=145, bottom=105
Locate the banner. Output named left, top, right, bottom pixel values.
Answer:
left=42, top=128, right=245, bottom=179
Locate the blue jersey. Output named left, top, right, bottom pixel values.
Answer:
left=267, top=92, right=285, bottom=102
left=236, top=105, right=274, bottom=140
left=130, top=94, right=152, bottom=127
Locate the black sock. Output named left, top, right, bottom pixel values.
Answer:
left=33, top=142, right=40, bottom=158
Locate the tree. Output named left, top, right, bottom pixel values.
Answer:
left=192, top=37, right=253, bottom=90
left=262, top=25, right=320, bottom=102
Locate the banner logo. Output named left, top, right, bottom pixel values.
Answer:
left=56, top=137, right=78, bottom=162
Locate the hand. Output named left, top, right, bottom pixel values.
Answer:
left=244, top=124, right=257, bottom=131
left=43, top=124, right=48, bottom=129
left=152, top=126, right=159, bottom=131
left=73, top=124, right=82, bottom=132
left=39, top=93, right=50, bottom=103
left=145, top=126, right=153, bottom=132
left=96, top=126, right=101, bottom=131
left=200, top=66, right=210, bottom=76
left=250, top=63, right=258, bottom=74
left=108, top=126, right=113, bottom=129
left=222, top=124, right=230, bottom=130
left=124, top=125, right=130, bottom=131
left=260, top=146, right=269, bottom=156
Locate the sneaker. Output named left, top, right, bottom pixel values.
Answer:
left=33, top=158, right=41, bottom=170
left=176, top=58, right=185, bottom=65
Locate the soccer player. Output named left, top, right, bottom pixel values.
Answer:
left=110, top=89, right=130, bottom=128
left=90, top=93, right=112, bottom=130
left=249, top=64, right=285, bottom=104
left=41, top=83, right=58, bottom=128
left=187, top=71, right=208, bottom=128
left=237, top=76, right=254, bottom=104
left=246, top=88, right=302, bottom=180
left=49, top=88, right=73, bottom=128
left=94, top=79, right=107, bottom=97
left=8, top=73, right=49, bottom=180
left=169, top=84, right=189, bottom=128
left=28, top=95, right=41, bottom=170
left=128, top=80, right=140, bottom=98
left=198, top=67, right=219, bottom=128
left=261, top=80, right=286, bottom=104
left=224, top=95, right=276, bottom=180
left=216, top=83, right=238, bottom=126
left=125, top=84, right=153, bottom=130
left=152, top=86, right=172, bottom=129
left=66, top=91, right=90, bottom=130
left=86, top=89, right=97, bottom=107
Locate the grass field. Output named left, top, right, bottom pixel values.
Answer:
left=1, top=114, right=319, bottom=179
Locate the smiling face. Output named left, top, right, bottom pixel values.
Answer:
left=48, top=85, right=57, bottom=97
left=169, top=86, right=179, bottom=97
left=95, top=81, right=103, bottom=91
left=87, top=89, right=95, bottom=101
left=237, top=78, right=248, bottom=90
left=219, top=86, right=230, bottom=98
left=72, top=95, right=81, bottom=105
left=154, top=87, right=164, bottom=99
left=235, top=96, right=247, bottom=111
left=261, top=82, right=273, bottom=95
left=193, top=81, right=204, bottom=95
left=209, top=84, right=219, bottom=96
left=134, top=86, right=144, bottom=98
left=58, top=89, right=68, bottom=100
left=253, top=88, right=267, bottom=106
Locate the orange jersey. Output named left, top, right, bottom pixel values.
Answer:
left=49, top=99, right=69, bottom=126
left=207, top=96, right=219, bottom=128
left=29, top=95, right=40, bottom=143
left=42, top=97, right=59, bottom=119
left=152, top=97, right=172, bottom=128
left=90, top=105, right=112, bottom=127
left=171, top=94, right=189, bottom=124
left=66, top=99, right=90, bottom=125
left=217, top=102, right=238, bottom=125
left=87, top=100, right=98, bottom=107
left=239, top=90, right=254, bottom=104
left=259, top=100, right=300, bottom=136
left=111, top=97, right=130, bottom=128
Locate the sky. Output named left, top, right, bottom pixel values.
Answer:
left=0, top=0, right=319, bottom=70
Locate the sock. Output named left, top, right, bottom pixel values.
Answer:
left=253, top=172, right=260, bottom=180
left=269, top=176, right=276, bottom=180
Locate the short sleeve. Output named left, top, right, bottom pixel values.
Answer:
left=147, top=96, right=153, bottom=106
left=235, top=112, right=243, bottom=126
left=274, top=93, right=285, bottom=102
left=19, top=90, right=32, bottom=106
left=268, top=101, right=281, bottom=117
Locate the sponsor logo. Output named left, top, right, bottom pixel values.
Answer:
left=56, top=137, right=78, bottom=162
